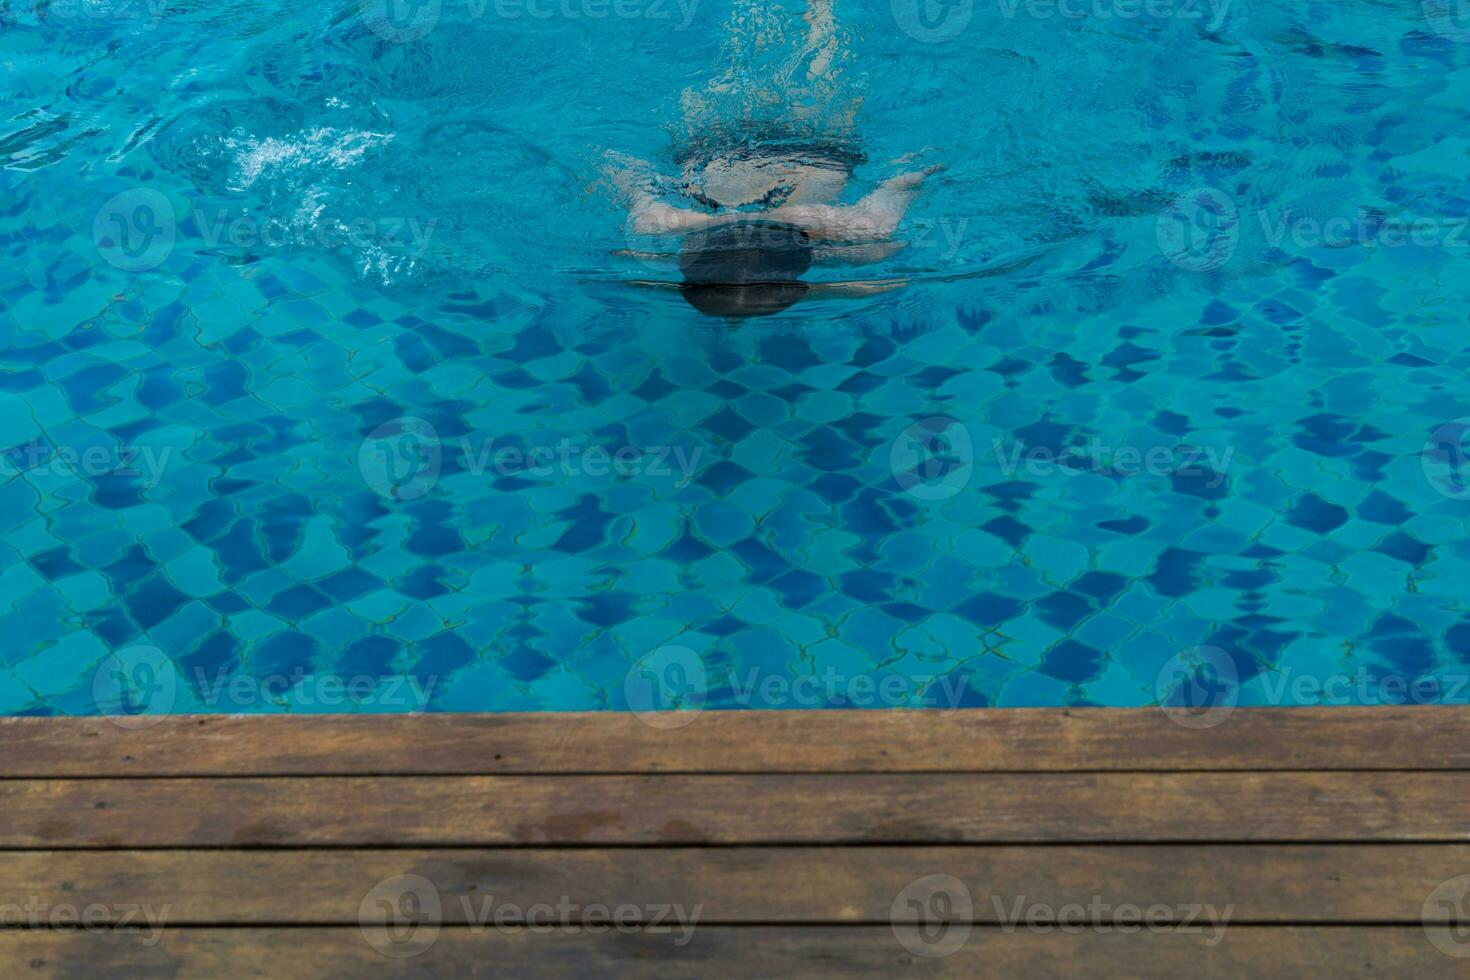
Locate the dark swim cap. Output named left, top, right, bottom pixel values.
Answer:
left=680, top=221, right=814, bottom=283
left=680, top=282, right=810, bottom=317
left=678, top=221, right=813, bottom=318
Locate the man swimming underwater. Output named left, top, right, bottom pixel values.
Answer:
left=605, top=0, right=937, bottom=317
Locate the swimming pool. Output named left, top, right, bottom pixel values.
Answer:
left=2, top=0, right=1469, bottom=715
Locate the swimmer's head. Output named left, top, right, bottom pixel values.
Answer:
left=680, top=221, right=813, bottom=282
left=678, top=221, right=814, bottom=319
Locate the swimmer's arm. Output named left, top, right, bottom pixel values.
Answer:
left=772, top=168, right=936, bottom=242
left=610, top=249, right=681, bottom=268
left=628, top=201, right=724, bottom=235
left=807, top=278, right=908, bottom=298
left=605, top=151, right=724, bottom=236
left=811, top=240, right=905, bottom=265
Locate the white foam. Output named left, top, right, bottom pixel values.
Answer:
left=222, top=126, right=393, bottom=190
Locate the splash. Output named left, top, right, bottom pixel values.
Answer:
left=216, top=126, right=393, bottom=192
left=678, top=0, right=863, bottom=149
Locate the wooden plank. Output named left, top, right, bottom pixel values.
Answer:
left=0, top=926, right=1449, bottom=978
left=3, top=706, right=1468, bottom=776
left=3, top=773, right=1468, bottom=847
left=1, top=845, right=1463, bottom=924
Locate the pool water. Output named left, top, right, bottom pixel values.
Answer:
left=2, top=0, right=1470, bottom=715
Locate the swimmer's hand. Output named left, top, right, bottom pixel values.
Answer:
left=603, top=150, right=660, bottom=201
left=603, top=150, right=722, bottom=236
left=777, top=164, right=941, bottom=242
left=882, top=164, right=945, bottom=192
left=627, top=201, right=715, bottom=236
left=889, top=146, right=941, bottom=166
left=599, top=152, right=720, bottom=238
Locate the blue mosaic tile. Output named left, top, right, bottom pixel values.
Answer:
left=4, top=2, right=1470, bottom=717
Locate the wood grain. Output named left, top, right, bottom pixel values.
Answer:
left=2, top=926, right=1449, bottom=978
left=5, top=710, right=1463, bottom=975
left=3, top=706, right=1467, bottom=776
left=3, top=772, right=1467, bottom=847
left=1, top=845, right=1462, bottom=924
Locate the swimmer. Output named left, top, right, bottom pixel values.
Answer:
left=604, top=0, right=939, bottom=317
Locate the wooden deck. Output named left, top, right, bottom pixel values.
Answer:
left=3, top=707, right=1469, bottom=976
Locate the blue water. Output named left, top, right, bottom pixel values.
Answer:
left=2, top=0, right=1470, bottom=715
